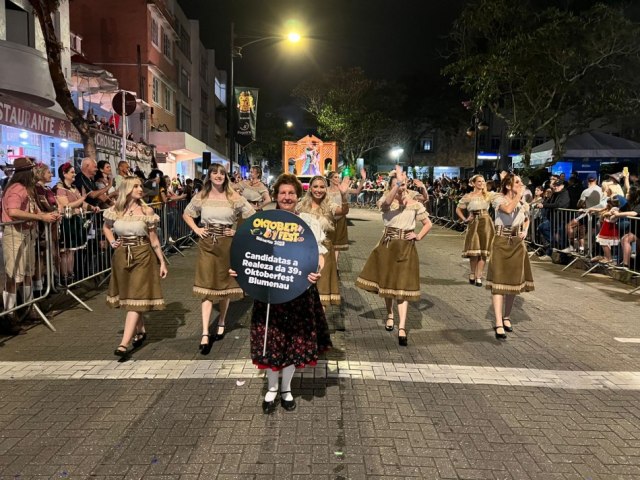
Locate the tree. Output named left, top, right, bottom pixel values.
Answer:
left=292, top=67, right=408, bottom=166
left=443, top=0, right=640, bottom=165
left=29, top=0, right=96, bottom=159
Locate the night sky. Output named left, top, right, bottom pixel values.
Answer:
left=177, top=0, right=467, bottom=119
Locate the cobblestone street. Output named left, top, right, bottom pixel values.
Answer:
left=2, top=208, right=640, bottom=479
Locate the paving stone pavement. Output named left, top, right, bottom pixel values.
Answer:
left=1, top=208, right=640, bottom=479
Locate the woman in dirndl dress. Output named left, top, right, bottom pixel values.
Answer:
left=103, top=176, right=167, bottom=357
left=455, top=175, right=495, bottom=287
left=235, top=165, right=271, bottom=211
left=182, top=163, right=255, bottom=354
left=297, top=175, right=349, bottom=307
left=486, top=174, right=534, bottom=339
left=244, top=173, right=332, bottom=414
left=326, top=169, right=366, bottom=269
left=355, top=167, right=432, bottom=346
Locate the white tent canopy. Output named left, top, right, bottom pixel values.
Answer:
left=513, top=131, right=640, bottom=166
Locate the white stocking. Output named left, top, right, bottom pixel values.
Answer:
left=280, top=364, right=295, bottom=401
left=3, top=291, right=16, bottom=310
left=264, top=369, right=279, bottom=402
left=23, top=286, right=33, bottom=303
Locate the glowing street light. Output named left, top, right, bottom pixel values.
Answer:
left=228, top=24, right=304, bottom=174
left=390, top=147, right=404, bottom=164
left=285, top=120, right=294, bottom=128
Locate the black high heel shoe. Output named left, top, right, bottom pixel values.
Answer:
left=132, top=332, right=147, bottom=348
left=398, top=328, right=408, bottom=346
left=503, top=318, right=513, bottom=332
left=280, top=391, right=296, bottom=411
left=494, top=325, right=507, bottom=339
left=199, top=334, right=212, bottom=355
left=385, top=314, right=394, bottom=332
left=214, top=324, right=226, bottom=341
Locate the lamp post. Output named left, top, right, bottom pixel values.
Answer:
left=227, top=23, right=301, bottom=175
left=390, top=147, right=404, bottom=165
left=466, top=114, right=489, bottom=172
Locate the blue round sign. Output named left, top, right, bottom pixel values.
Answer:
left=230, top=209, right=319, bottom=304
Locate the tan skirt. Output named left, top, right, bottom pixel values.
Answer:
left=331, top=216, right=349, bottom=251
left=486, top=235, right=535, bottom=295
left=193, top=235, right=244, bottom=302
left=462, top=214, right=494, bottom=258
left=317, top=240, right=340, bottom=305
left=107, top=244, right=165, bottom=311
left=2, top=224, right=36, bottom=283
left=356, top=237, right=421, bottom=302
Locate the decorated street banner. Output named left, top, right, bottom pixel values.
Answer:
left=230, top=209, right=319, bottom=304
left=234, top=86, right=259, bottom=147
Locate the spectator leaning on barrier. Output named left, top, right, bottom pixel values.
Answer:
left=33, top=162, right=59, bottom=296
left=1, top=157, right=59, bottom=334
left=564, top=175, right=603, bottom=254
left=74, top=158, right=111, bottom=208
left=611, top=185, right=640, bottom=269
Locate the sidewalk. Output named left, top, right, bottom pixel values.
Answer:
left=1, top=208, right=640, bottom=479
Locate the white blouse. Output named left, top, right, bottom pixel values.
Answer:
left=491, top=194, right=529, bottom=228
left=103, top=208, right=159, bottom=237
left=299, top=212, right=328, bottom=255
left=457, top=194, right=492, bottom=211
left=378, top=198, right=428, bottom=230
left=184, top=195, right=255, bottom=224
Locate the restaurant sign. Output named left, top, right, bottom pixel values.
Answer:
left=0, top=100, right=82, bottom=143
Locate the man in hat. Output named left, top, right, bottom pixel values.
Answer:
left=1, top=157, right=59, bottom=334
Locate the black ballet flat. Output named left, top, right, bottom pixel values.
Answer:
left=114, top=345, right=129, bottom=357
left=132, top=332, right=147, bottom=348
left=398, top=328, right=408, bottom=347
left=262, top=398, right=277, bottom=414
left=475, top=279, right=483, bottom=287
left=280, top=391, right=296, bottom=411
left=199, top=334, right=212, bottom=355
left=494, top=326, right=507, bottom=339
left=469, top=275, right=476, bottom=285
left=503, top=318, right=513, bottom=332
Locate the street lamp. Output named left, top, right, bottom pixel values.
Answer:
left=285, top=120, right=294, bottom=128
left=466, top=114, right=489, bottom=172
left=390, top=147, right=404, bottom=165
left=227, top=23, right=302, bottom=174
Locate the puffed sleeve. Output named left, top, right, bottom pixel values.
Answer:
left=102, top=207, right=117, bottom=228
left=184, top=194, right=203, bottom=218
left=457, top=194, right=469, bottom=210
left=415, top=203, right=428, bottom=222
left=237, top=197, right=256, bottom=219
left=328, top=201, right=340, bottom=215
left=491, top=194, right=506, bottom=210
left=300, top=212, right=328, bottom=255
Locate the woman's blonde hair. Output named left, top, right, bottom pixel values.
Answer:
left=297, top=175, right=335, bottom=232
left=114, top=176, right=146, bottom=215
left=469, top=174, right=490, bottom=202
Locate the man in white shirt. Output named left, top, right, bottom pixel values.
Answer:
left=564, top=176, right=603, bottom=254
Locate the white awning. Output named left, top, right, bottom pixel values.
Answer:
left=149, top=131, right=227, bottom=162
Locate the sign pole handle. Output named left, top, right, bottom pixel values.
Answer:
left=262, top=302, right=271, bottom=357
left=121, top=90, right=127, bottom=163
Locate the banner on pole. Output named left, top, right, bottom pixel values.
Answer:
left=234, top=86, right=258, bottom=147
left=230, top=209, right=319, bottom=304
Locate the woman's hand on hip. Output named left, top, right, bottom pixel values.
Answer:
left=405, top=232, right=418, bottom=241
left=194, top=226, right=209, bottom=238
left=224, top=227, right=236, bottom=237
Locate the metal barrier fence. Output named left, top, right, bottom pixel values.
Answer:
left=1, top=199, right=195, bottom=333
